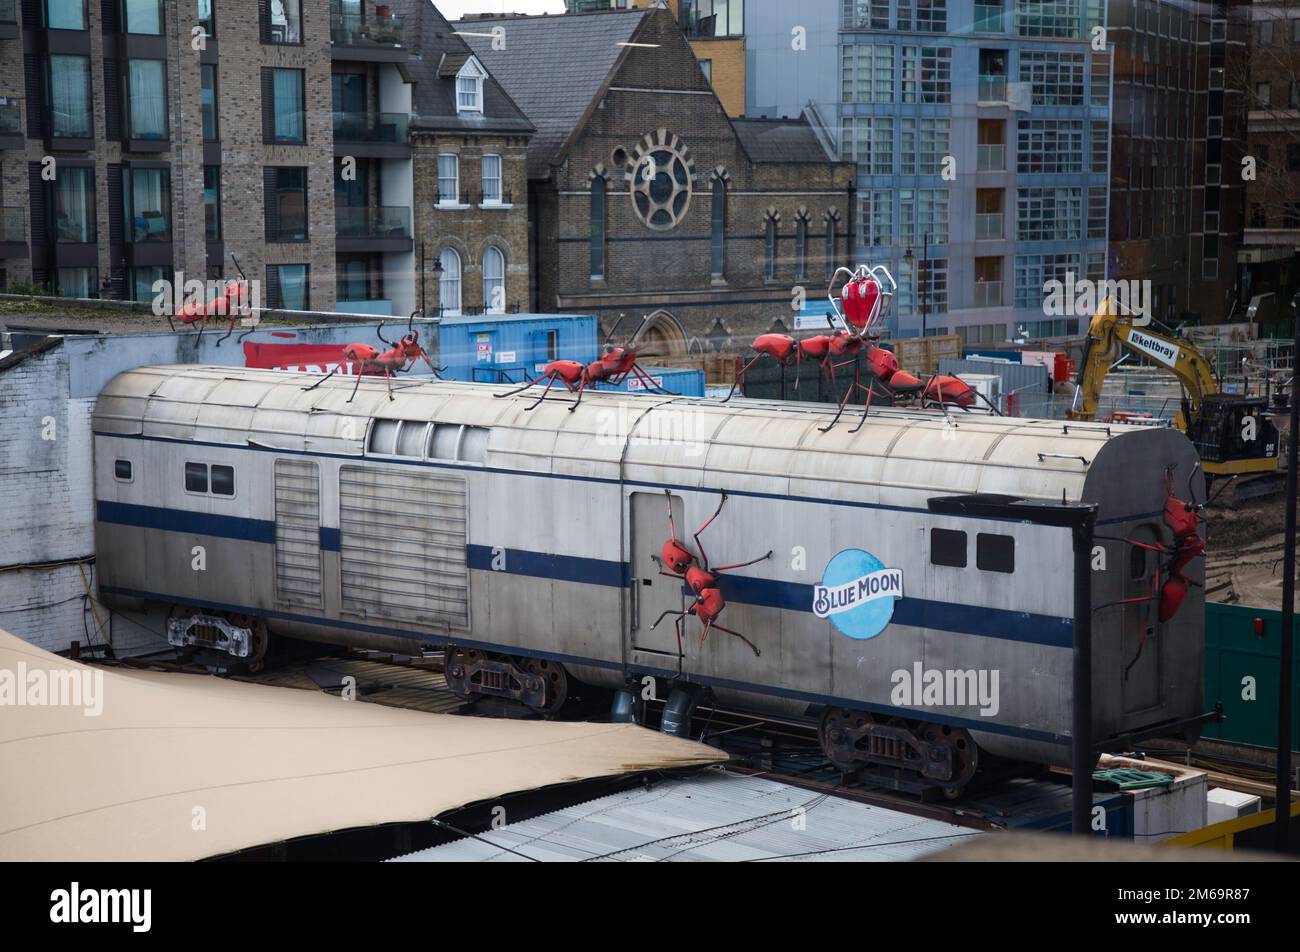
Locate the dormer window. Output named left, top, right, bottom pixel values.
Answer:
left=455, top=57, right=487, bottom=114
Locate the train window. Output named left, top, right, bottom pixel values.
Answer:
left=368, top=420, right=401, bottom=455
left=185, top=462, right=209, bottom=493
left=977, top=533, right=1015, bottom=573
left=460, top=426, right=489, bottom=463
left=429, top=424, right=461, bottom=460
left=114, top=459, right=133, bottom=482
left=396, top=421, right=428, bottom=457
left=211, top=465, right=235, bottom=496
left=930, top=528, right=967, bottom=567
left=1129, top=543, right=1148, bottom=580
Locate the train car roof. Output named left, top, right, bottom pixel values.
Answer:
left=93, top=365, right=1201, bottom=518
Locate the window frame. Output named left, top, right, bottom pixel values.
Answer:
left=113, top=459, right=134, bottom=483
left=976, top=532, right=1015, bottom=573
left=930, top=527, right=968, bottom=568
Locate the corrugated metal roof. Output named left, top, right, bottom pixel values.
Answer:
left=389, top=770, right=981, bottom=862
left=732, top=118, right=835, bottom=163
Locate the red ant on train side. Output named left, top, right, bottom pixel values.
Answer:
left=651, top=490, right=772, bottom=658
left=494, top=314, right=676, bottom=412
left=301, top=312, right=446, bottom=401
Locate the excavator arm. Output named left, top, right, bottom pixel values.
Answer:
left=1068, top=298, right=1219, bottom=431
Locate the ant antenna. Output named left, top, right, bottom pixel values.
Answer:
left=376, top=321, right=393, bottom=346
left=229, top=253, right=248, bottom=282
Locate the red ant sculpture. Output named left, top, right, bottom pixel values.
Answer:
left=166, top=255, right=257, bottom=346
left=495, top=313, right=675, bottom=412
left=651, top=490, right=772, bottom=658
left=301, top=314, right=445, bottom=402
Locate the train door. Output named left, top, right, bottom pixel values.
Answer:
left=627, top=491, right=685, bottom=661
left=1121, top=523, right=1161, bottom=713
left=274, top=459, right=324, bottom=609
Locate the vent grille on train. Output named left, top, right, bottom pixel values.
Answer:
left=274, top=460, right=323, bottom=609
left=339, top=466, right=469, bottom=634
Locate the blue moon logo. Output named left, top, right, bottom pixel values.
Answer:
left=813, top=548, right=904, bottom=641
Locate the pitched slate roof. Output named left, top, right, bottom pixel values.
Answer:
left=405, top=0, right=534, bottom=135
left=731, top=117, right=837, bottom=163
left=459, top=9, right=650, bottom=178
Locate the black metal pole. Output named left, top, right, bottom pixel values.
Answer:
left=921, top=233, right=929, bottom=340
left=420, top=242, right=426, bottom=318
left=1277, top=297, right=1299, bottom=853
left=1072, top=507, right=1097, bottom=835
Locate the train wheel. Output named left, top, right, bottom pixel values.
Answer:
left=229, top=614, right=269, bottom=673
left=818, top=707, right=869, bottom=771
left=443, top=646, right=477, bottom=698
left=524, top=658, right=569, bottom=716
left=919, top=722, right=979, bottom=797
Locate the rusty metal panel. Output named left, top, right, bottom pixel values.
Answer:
left=275, top=459, right=323, bottom=609
left=339, top=465, right=469, bottom=635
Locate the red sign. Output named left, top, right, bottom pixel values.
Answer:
left=242, top=341, right=370, bottom=375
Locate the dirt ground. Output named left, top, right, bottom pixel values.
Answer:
left=1204, top=495, right=1290, bottom=606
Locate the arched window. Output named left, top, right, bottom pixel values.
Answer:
left=825, top=213, right=838, bottom=278
left=439, top=247, right=461, bottom=317
left=764, top=216, right=777, bottom=281
left=482, top=245, right=505, bottom=314
left=711, top=179, right=726, bottom=278
left=591, top=177, right=606, bottom=279
left=795, top=216, right=808, bottom=280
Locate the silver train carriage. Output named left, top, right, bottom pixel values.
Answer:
left=91, top=365, right=1208, bottom=792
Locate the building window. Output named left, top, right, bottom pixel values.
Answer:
left=841, top=116, right=894, bottom=174
left=824, top=212, right=838, bottom=278
left=795, top=216, right=808, bottom=279
left=49, top=55, right=92, bottom=139
left=125, top=167, right=170, bottom=243
left=264, top=0, right=302, bottom=44
left=201, top=64, right=218, bottom=141
left=844, top=0, right=889, bottom=29
left=680, top=0, right=743, bottom=37
left=1016, top=187, right=1082, bottom=241
left=901, top=46, right=951, bottom=103
left=930, top=528, right=966, bottom=567
left=899, top=0, right=947, bottom=32
left=264, top=68, right=305, bottom=144
left=482, top=246, right=505, bottom=313
left=437, top=154, right=459, bottom=205
left=1019, top=50, right=1085, bottom=106
left=198, top=0, right=215, bottom=36
left=269, top=264, right=309, bottom=310
left=764, top=216, right=777, bottom=281
left=52, top=167, right=95, bottom=243
left=699, top=59, right=712, bottom=84
left=900, top=117, right=949, bottom=175
left=974, top=256, right=1001, bottom=307
left=591, top=176, right=607, bottom=279
left=1255, top=82, right=1271, bottom=108
left=439, top=247, right=462, bottom=316
left=899, top=188, right=948, bottom=244
left=861, top=189, right=892, bottom=249
left=265, top=167, right=307, bottom=242
left=128, top=60, right=168, bottom=141
left=204, top=166, right=221, bottom=241
left=45, top=0, right=86, bottom=30
left=1016, top=0, right=1079, bottom=37
left=1014, top=253, right=1079, bottom=309
left=710, top=179, right=726, bottom=278
left=481, top=154, right=502, bottom=204
left=841, top=44, right=894, bottom=104
left=124, top=0, right=162, bottom=34
left=55, top=267, right=97, bottom=297
left=126, top=265, right=163, bottom=302
left=1016, top=119, right=1083, bottom=173
left=1250, top=204, right=1266, bottom=229
left=456, top=58, right=486, bottom=114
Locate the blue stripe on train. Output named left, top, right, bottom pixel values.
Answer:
left=96, top=501, right=1073, bottom=647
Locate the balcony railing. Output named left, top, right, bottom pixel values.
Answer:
left=332, top=111, right=409, bottom=143
left=1, top=206, right=25, bottom=242
left=978, top=76, right=1007, bottom=101
left=0, top=98, right=21, bottom=135
left=435, top=188, right=473, bottom=207
left=335, top=205, right=411, bottom=239
left=973, top=4, right=1005, bottom=32
left=974, top=280, right=1002, bottom=307
left=976, top=143, right=1005, bottom=171
left=331, top=9, right=404, bottom=47
left=0, top=0, right=16, bottom=23
left=976, top=213, right=1004, bottom=240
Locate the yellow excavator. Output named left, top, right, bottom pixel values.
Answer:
left=1069, top=298, right=1280, bottom=481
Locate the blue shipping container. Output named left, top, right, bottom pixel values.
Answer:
left=437, top=313, right=599, bottom=384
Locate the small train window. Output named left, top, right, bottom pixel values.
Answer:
left=396, top=421, right=428, bottom=457
left=114, top=459, right=133, bottom=482
left=460, top=426, right=488, bottom=463
left=185, top=462, right=209, bottom=493
left=211, top=465, right=235, bottom=496
left=977, top=533, right=1015, bottom=573
left=429, top=424, right=461, bottom=460
left=368, top=420, right=401, bottom=455
left=930, top=528, right=967, bottom=567
left=428, top=424, right=489, bottom=463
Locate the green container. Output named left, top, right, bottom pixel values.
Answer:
left=1204, top=602, right=1300, bottom=748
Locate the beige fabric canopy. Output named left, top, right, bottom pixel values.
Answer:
left=0, top=629, right=722, bottom=861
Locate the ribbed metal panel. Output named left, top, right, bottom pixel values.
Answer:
left=274, top=459, right=322, bottom=608
left=339, top=466, right=469, bottom=633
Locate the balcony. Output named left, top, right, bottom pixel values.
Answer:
left=0, top=0, right=16, bottom=39
left=335, top=204, right=411, bottom=253
left=978, top=76, right=1007, bottom=102
left=974, top=280, right=1002, bottom=308
left=332, top=110, right=410, bottom=158
left=0, top=97, right=22, bottom=149
left=330, top=7, right=405, bottom=62
left=973, top=4, right=1005, bottom=33
left=976, top=213, right=1004, bottom=240
left=976, top=143, right=1005, bottom=171
left=0, top=206, right=26, bottom=258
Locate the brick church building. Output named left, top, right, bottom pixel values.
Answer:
left=462, top=6, right=854, bottom=353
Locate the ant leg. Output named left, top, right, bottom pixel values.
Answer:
left=699, top=616, right=714, bottom=645
left=496, top=374, right=544, bottom=399
left=713, top=549, right=774, bottom=573
left=649, top=609, right=686, bottom=630
left=710, top=622, right=762, bottom=658
left=631, top=364, right=676, bottom=396
left=693, top=491, right=729, bottom=570
left=724, top=353, right=765, bottom=402
left=301, top=369, right=338, bottom=392
left=166, top=315, right=176, bottom=332
left=347, top=367, right=365, bottom=403
left=848, top=382, right=879, bottom=435
left=386, top=367, right=395, bottom=401
left=675, top=615, right=685, bottom=659
left=567, top=376, right=587, bottom=413
left=215, top=316, right=237, bottom=346
left=525, top=373, right=560, bottom=412
left=819, top=374, right=858, bottom=432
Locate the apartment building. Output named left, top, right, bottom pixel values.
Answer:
left=0, top=0, right=423, bottom=315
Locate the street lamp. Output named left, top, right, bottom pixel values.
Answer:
left=904, top=235, right=930, bottom=338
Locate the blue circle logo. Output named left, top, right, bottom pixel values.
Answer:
left=812, top=549, right=904, bottom=640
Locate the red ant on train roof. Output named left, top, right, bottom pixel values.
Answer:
left=301, top=312, right=445, bottom=402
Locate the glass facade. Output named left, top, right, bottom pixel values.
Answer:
left=49, top=55, right=91, bottom=138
